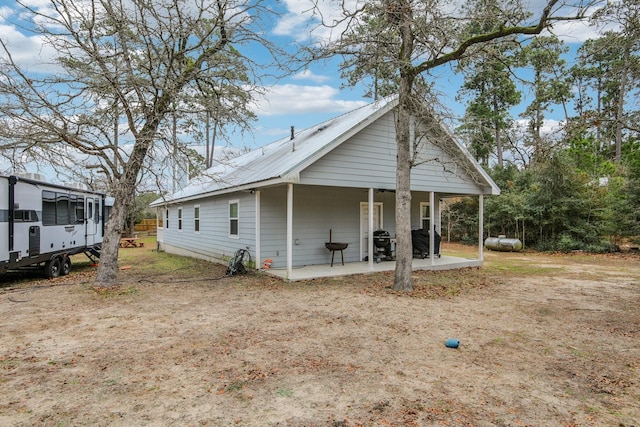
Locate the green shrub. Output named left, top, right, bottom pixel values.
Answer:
left=556, top=234, right=582, bottom=253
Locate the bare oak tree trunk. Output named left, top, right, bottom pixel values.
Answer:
left=393, top=0, right=415, bottom=292
left=95, top=132, right=157, bottom=287
left=94, top=192, right=128, bottom=287
left=393, top=93, right=414, bottom=291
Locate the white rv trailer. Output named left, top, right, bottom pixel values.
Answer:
left=0, top=174, right=109, bottom=278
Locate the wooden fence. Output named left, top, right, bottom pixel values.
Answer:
left=134, top=218, right=157, bottom=235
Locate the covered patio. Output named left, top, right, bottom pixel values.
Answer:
left=265, top=251, right=483, bottom=281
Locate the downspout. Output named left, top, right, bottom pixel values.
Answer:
left=286, top=183, right=293, bottom=279
left=429, top=191, right=435, bottom=265
left=101, top=197, right=106, bottom=241
left=8, top=176, right=16, bottom=251
left=155, top=207, right=160, bottom=252
left=478, top=194, right=484, bottom=261
left=255, top=190, right=261, bottom=270
left=368, top=188, right=374, bottom=271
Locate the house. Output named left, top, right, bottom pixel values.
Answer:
left=150, top=96, right=500, bottom=280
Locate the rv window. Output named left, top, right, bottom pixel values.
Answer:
left=42, top=191, right=56, bottom=225
left=73, top=195, right=85, bottom=223
left=43, top=190, right=81, bottom=225
left=56, top=193, right=70, bottom=225
left=15, top=210, right=38, bottom=222
left=94, top=198, right=100, bottom=221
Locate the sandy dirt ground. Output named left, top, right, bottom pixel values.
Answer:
left=0, top=243, right=638, bottom=426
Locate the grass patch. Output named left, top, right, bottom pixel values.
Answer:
left=276, top=388, right=294, bottom=397
left=224, top=381, right=246, bottom=392
left=484, top=256, right=561, bottom=276
left=406, top=268, right=495, bottom=298
left=117, top=236, right=217, bottom=279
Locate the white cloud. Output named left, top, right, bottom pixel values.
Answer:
left=292, top=69, right=330, bottom=83
left=272, top=9, right=313, bottom=41
left=253, top=84, right=368, bottom=116
left=0, top=24, right=59, bottom=73
left=514, top=118, right=565, bottom=138
left=274, top=0, right=363, bottom=42
left=545, top=11, right=615, bottom=44
left=0, top=3, right=62, bottom=73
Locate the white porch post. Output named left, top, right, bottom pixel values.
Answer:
left=368, top=188, right=374, bottom=271
left=429, top=191, right=435, bottom=265
left=287, top=183, right=293, bottom=278
left=255, top=190, right=261, bottom=270
left=478, top=194, right=484, bottom=261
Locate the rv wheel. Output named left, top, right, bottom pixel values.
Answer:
left=61, top=256, right=72, bottom=276
left=44, top=258, right=61, bottom=278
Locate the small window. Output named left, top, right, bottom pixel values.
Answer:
left=229, top=200, right=239, bottom=237
left=194, top=206, right=200, bottom=232
left=420, top=202, right=430, bottom=231
left=177, top=207, right=183, bottom=230
left=94, top=198, right=100, bottom=222
left=165, top=207, right=169, bottom=229
left=14, top=210, right=38, bottom=222
left=74, top=196, right=85, bottom=224
left=87, top=199, right=94, bottom=221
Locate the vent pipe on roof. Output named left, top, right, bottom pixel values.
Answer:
left=290, top=126, right=295, bottom=151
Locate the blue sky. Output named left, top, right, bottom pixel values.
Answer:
left=0, top=0, right=606, bottom=171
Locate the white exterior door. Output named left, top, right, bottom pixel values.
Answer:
left=360, top=202, right=383, bottom=260
left=85, top=198, right=99, bottom=246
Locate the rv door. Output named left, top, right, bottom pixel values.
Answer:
left=85, top=198, right=99, bottom=245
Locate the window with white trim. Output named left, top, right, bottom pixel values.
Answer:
left=177, top=207, right=183, bottom=230
left=229, top=200, right=239, bottom=238
left=194, top=206, right=200, bottom=232
left=420, top=202, right=430, bottom=231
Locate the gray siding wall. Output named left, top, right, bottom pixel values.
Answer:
left=258, top=186, right=441, bottom=268
left=300, top=111, right=484, bottom=194
left=260, top=186, right=362, bottom=268
left=160, top=191, right=256, bottom=264
left=259, top=185, right=397, bottom=268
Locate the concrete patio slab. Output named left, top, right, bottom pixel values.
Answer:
left=264, top=254, right=482, bottom=281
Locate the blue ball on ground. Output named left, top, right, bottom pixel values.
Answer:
left=445, top=338, right=460, bottom=348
